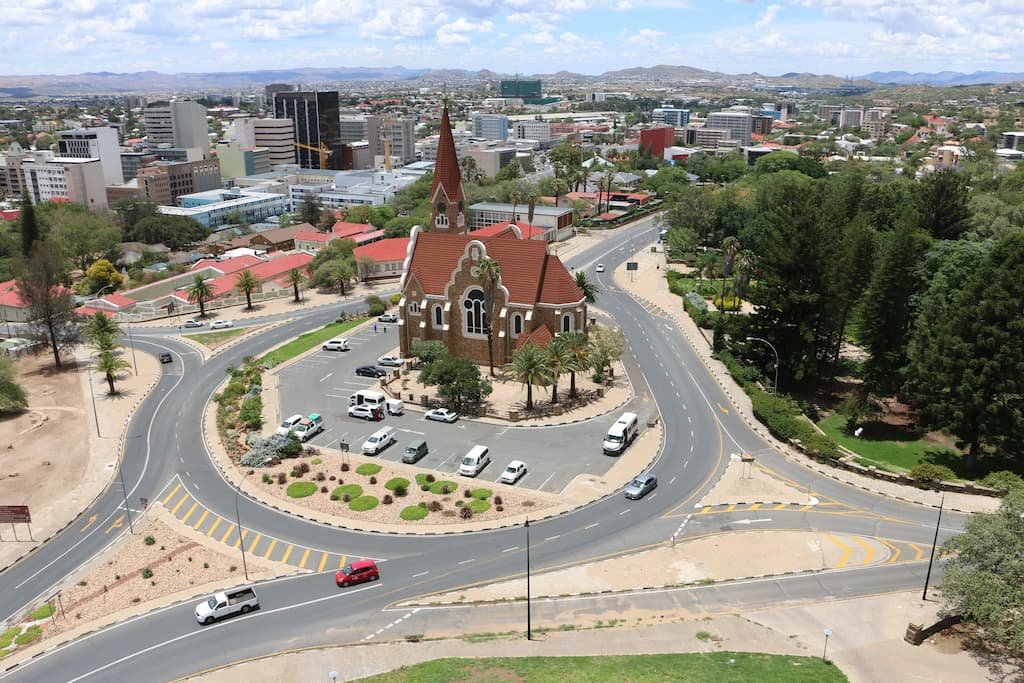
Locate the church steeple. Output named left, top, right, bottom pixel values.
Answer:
left=429, top=102, right=466, bottom=234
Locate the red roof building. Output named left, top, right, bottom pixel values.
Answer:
left=354, top=237, right=410, bottom=282
left=195, top=252, right=314, bottom=299
left=332, top=221, right=374, bottom=239
left=472, top=220, right=550, bottom=241
left=190, top=255, right=264, bottom=275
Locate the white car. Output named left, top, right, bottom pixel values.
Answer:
left=276, top=414, right=303, bottom=436
left=378, top=312, right=398, bottom=323
left=424, top=408, right=458, bottom=423
left=377, top=355, right=403, bottom=367
left=211, top=320, right=234, bottom=329
left=347, top=404, right=379, bottom=421
left=183, top=319, right=204, bottom=328
left=500, top=460, right=527, bottom=484
left=361, top=426, right=395, bottom=455
left=322, top=338, right=350, bottom=352
left=595, top=263, right=605, bottom=273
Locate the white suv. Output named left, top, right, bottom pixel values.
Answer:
left=361, top=426, right=395, bottom=455
left=322, top=338, right=350, bottom=352
left=276, top=414, right=303, bottom=436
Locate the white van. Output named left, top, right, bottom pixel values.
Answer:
left=361, top=426, right=396, bottom=455
left=385, top=398, right=404, bottom=416
left=603, top=412, right=639, bottom=455
left=349, top=390, right=386, bottom=410
left=459, top=445, right=490, bottom=477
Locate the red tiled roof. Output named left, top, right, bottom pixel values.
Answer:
left=429, top=103, right=463, bottom=206
left=332, top=221, right=373, bottom=238
left=0, top=279, right=24, bottom=308
left=296, top=230, right=333, bottom=244
left=515, top=325, right=554, bottom=350
left=0, top=209, right=20, bottom=221
left=190, top=254, right=264, bottom=274
left=354, top=237, right=410, bottom=263
left=75, top=305, right=113, bottom=317
left=472, top=221, right=548, bottom=240
left=99, top=293, right=136, bottom=308
left=201, top=252, right=313, bottom=298
left=353, top=230, right=385, bottom=245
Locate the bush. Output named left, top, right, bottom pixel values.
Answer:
left=715, top=349, right=761, bottom=389
left=382, top=494, right=393, bottom=505
left=978, top=470, right=1024, bottom=493
left=910, top=463, right=957, bottom=488
left=311, top=457, right=322, bottom=465
left=262, top=473, right=272, bottom=484
left=803, top=432, right=841, bottom=460
left=320, top=486, right=328, bottom=493
left=455, top=499, right=463, bottom=507
left=239, top=396, right=263, bottom=430
left=15, top=625, right=41, bottom=646
left=425, top=474, right=436, bottom=483
left=356, top=463, right=382, bottom=476
left=299, top=462, right=310, bottom=474
left=290, top=467, right=303, bottom=478
left=277, top=472, right=287, bottom=485
left=430, top=480, right=457, bottom=495
left=464, top=489, right=473, bottom=498
left=493, top=495, right=503, bottom=506
left=496, top=505, right=504, bottom=512
left=316, top=471, right=326, bottom=481
left=420, top=484, right=430, bottom=491
left=712, top=295, right=742, bottom=311
left=369, top=476, right=377, bottom=485
left=389, top=293, right=402, bottom=305
left=280, top=433, right=303, bottom=457
left=469, top=499, right=490, bottom=513
left=341, top=462, right=350, bottom=472
left=287, top=482, right=317, bottom=498
left=349, top=495, right=379, bottom=512
left=428, top=500, right=443, bottom=512
left=141, top=567, right=153, bottom=579
left=385, top=477, right=410, bottom=491
left=459, top=506, right=473, bottom=519
left=400, top=505, right=428, bottom=521
left=144, top=535, right=155, bottom=546
left=343, top=494, right=351, bottom=502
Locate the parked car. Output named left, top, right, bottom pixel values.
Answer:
left=355, top=365, right=387, bottom=378
left=335, top=559, right=379, bottom=587
left=183, top=319, right=203, bottom=328
left=500, top=460, right=527, bottom=484
left=459, top=445, right=490, bottom=477
left=424, top=408, right=458, bottom=423
left=377, top=355, right=403, bottom=367
left=276, top=414, right=304, bottom=436
left=211, top=320, right=234, bottom=329
left=292, top=413, right=324, bottom=441
left=322, top=338, right=350, bottom=352
left=159, top=352, right=173, bottom=364
left=361, top=426, right=396, bottom=455
left=347, top=404, right=381, bottom=421
left=623, top=474, right=658, bottom=500
left=595, top=263, right=605, bottom=273
left=195, top=588, right=258, bottom=624
left=402, top=439, right=429, bottom=464
left=378, top=312, right=398, bottom=323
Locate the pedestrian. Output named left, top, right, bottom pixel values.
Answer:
left=373, top=323, right=377, bottom=333
left=383, top=325, right=387, bottom=333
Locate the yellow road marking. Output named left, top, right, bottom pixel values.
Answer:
left=299, top=548, right=311, bottom=569
left=81, top=515, right=97, bottom=532
left=716, top=402, right=729, bottom=414
left=827, top=533, right=853, bottom=569
left=317, top=552, right=328, bottom=573
left=170, top=492, right=190, bottom=515
left=699, top=506, right=712, bottom=514
left=105, top=515, right=124, bottom=534
left=878, top=538, right=902, bottom=564
left=338, top=554, right=348, bottom=569
left=774, top=504, right=787, bottom=510
left=247, top=533, right=262, bottom=554
left=281, top=545, right=294, bottom=564
left=206, top=517, right=221, bottom=538
left=909, top=543, right=926, bottom=561
left=725, top=504, right=735, bottom=512
left=852, top=536, right=876, bottom=565
left=234, top=528, right=249, bottom=549
left=749, top=503, right=761, bottom=510
left=161, top=482, right=182, bottom=506
left=192, top=510, right=210, bottom=531
left=798, top=505, right=811, bottom=512
left=180, top=502, right=199, bottom=525
left=219, top=523, right=236, bottom=544
left=263, top=539, right=277, bottom=559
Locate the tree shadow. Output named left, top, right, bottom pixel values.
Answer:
left=854, top=420, right=924, bottom=442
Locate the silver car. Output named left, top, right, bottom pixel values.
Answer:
left=623, top=474, right=657, bottom=500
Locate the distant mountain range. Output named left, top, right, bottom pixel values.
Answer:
left=1, top=64, right=1021, bottom=96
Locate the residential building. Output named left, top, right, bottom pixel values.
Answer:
left=230, top=118, right=297, bottom=167
left=1001, top=131, right=1024, bottom=150
left=0, top=142, right=25, bottom=199
left=514, top=119, right=552, bottom=144
left=838, top=108, right=864, bottom=129
left=19, top=151, right=107, bottom=210
left=693, top=127, right=726, bottom=148
left=706, top=112, right=753, bottom=146
left=652, top=108, right=690, bottom=127
left=353, top=237, right=410, bottom=281
left=775, top=102, right=797, bottom=121
left=472, top=113, right=510, bottom=140
left=273, top=91, right=342, bottom=170
left=818, top=104, right=843, bottom=122
left=56, top=127, right=124, bottom=184
left=639, top=127, right=676, bottom=157
left=144, top=101, right=210, bottom=158
left=468, top=202, right=574, bottom=232
left=157, top=187, right=286, bottom=228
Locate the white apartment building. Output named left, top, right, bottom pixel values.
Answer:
left=514, top=119, right=552, bottom=143
left=232, top=118, right=298, bottom=167
left=378, top=118, right=416, bottom=165
left=652, top=108, right=691, bottom=127
left=56, top=127, right=124, bottom=184
left=144, top=101, right=210, bottom=158
left=838, top=108, right=864, bottom=129
left=472, top=113, right=510, bottom=140
left=20, top=151, right=108, bottom=210
left=705, top=112, right=753, bottom=146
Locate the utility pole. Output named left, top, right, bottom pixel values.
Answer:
left=525, top=517, right=532, bottom=640
left=922, top=492, right=945, bottom=600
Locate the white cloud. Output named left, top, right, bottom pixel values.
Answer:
left=755, top=4, right=780, bottom=28
left=624, top=28, right=664, bottom=46
left=436, top=17, right=494, bottom=46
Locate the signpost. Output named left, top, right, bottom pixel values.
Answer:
left=0, top=505, right=32, bottom=541
left=626, top=261, right=638, bottom=282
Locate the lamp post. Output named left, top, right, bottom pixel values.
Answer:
left=822, top=628, right=832, bottom=663
left=922, top=492, right=945, bottom=601
left=525, top=517, right=532, bottom=641
left=234, top=470, right=253, bottom=581
left=86, top=364, right=101, bottom=437
left=746, top=337, right=779, bottom=396
left=117, top=456, right=135, bottom=534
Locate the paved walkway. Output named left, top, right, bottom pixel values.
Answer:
left=613, top=246, right=1000, bottom=514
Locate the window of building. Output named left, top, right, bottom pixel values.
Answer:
left=512, top=314, right=522, bottom=336
left=562, top=314, right=572, bottom=333
left=463, top=288, right=487, bottom=335
left=409, top=301, right=421, bottom=314
left=434, top=305, right=443, bottom=327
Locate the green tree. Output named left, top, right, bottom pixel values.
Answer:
left=186, top=273, right=214, bottom=317
left=286, top=268, right=305, bottom=303
left=826, top=216, right=876, bottom=364
left=573, top=270, right=599, bottom=308
left=0, top=355, right=27, bottom=413
left=526, top=190, right=540, bottom=225
left=132, top=215, right=209, bottom=249
left=235, top=269, right=259, bottom=310
left=52, top=210, right=122, bottom=273
left=916, top=168, right=971, bottom=240
left=19, top=197, right=38, bottom=256
left=83, top=311, right=121, bottom=347
left=504, top=342, right=550, bottom=412
left=114, top=197, right=158, bottom=238
left=589, top=324, right=626, bottom=378
left=663, top=185, right=717, bottom=248
left=93, top=349, right=131, bottom=395
left=940, top=489, right=1024, bottom=653
left=16, top=240, right=80, bottom=368
left=550, top=178, right=568, bottom=208
left=411, top=340, right=448, bottom=366
left=752, top=152, right=826, bottom=178
left=558, top=331, right=593, bottom=399
left=476, top=257, right=502, bottom=377
left=357, top=256, right=377, bottom=282
left=299, top=194, right=322, bottom=226
left=546, top=336, right=573, bottom=404
left=84, top=259, right=124, bottom=294
left=419, top=356, right=492, bottom=412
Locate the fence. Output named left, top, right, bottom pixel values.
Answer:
left=113, top=288, right=296, bottom=323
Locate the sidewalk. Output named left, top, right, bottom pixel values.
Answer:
left=613, top=246, right=1000, bottom=514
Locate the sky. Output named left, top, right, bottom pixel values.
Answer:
left=2, top=0, right=1024, bottom=77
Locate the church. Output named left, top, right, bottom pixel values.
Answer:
left=397, top=104, right=586, bottom=366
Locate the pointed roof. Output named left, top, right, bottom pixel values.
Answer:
left=430, top=103, right=463, bottom=204
left=515, top=324, right=554, bottom=350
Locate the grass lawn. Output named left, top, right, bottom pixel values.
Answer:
left=183, top=327, right=247, bottom=349
left=357, top=653, right=848, bottom=682
left=818, top=413, right=964, bottom=475
left=258, top=319, right=363, bottom=366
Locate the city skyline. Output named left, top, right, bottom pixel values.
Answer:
left=2, top=1, right=1023, bottom=78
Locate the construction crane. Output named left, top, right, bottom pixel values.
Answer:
left=381, top=117, right=394, bottom=172
left=294, top=141, right=330, bottom=170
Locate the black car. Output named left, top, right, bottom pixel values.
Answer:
left=159, top=352, right=173, bottom=364
left=355, top=365, right=387, bottom=378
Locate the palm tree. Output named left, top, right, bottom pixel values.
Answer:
left=83, top=311, right=121, bottom=347
left=186, top=273, right=214, bottom=318
left=546, top=336, right=572, bottom=404
left=286, top=268, right=304, bottom=303
left=525, top=190, right=539, bottom=225
left=721, top=236, right=741, bottom=277
left=508, top=191, right=521, bottom=223
left=559, top=332, right=592, bottom=399
left=94, top=349, right=130, bottom=395
left=574, top=271, right=599, bottom=305
left=476, top=257, right=502, bottom=377
left=551, top=178, right=568, bottom=209
left=695, top=251, right=716, bottom=284
left=734, top=249, right=757, bottom=299
left=235, top=269, right=259, bottom=310
left=505, top=343, right=550, bottom=412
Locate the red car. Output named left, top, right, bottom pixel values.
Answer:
left=335, top=559, right=379, bottom=587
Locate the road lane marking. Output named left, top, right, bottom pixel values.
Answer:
left=281, top=545, right=294, bottom=564
left=699, top=506, right=711, bottom=514
left=299, top=548, right=311, bottom=568
left=219, top=523, right=236, bottom=544
left=318, top=552, right=329, bottom=572
left=161, top=482, right=182, bottom=505
left=775, top=504, right=787, bottom=510
left=206, top=518, right=221, bottom=538
left=544, top=535, right=560, bottom=542
left=105, top=515, right=124, bottom=534
left=584, top=523, right=599, bottom=530
left=180, top=502, right=199, bottom=525
left=668, top=477, right=676, bottom=485
left=827, top=533, right=853, bottom=569
left=412, top=571, right=430, bottom=578
left=80, top=515, right=97, bottom=532
left=502, top=547, right=519, bottom=553
left=853, top=537, right=876, bottom=565
left=716, top=402, right=729, bottom=414
left=749, top=504, right=761, bottom=510
left=725, top=504, right=735, bottom=512
left=192, top=509, right=210, bottom=530
left=263, top=539, right=277, bottom=559
left=170, top=492, right=190, bottom=515
left=319, top=372, right=334, bottom=382
left=338, top=554, right=348, bottom=569
left=458, top=558, right=475, bottom=565
left=233, top=528, right=249, bottom=548
left=248, top=534, right=262, bottom=554
left=619, top=509, right=631, bottom=515
left=538, top=472, right=556, bottom=490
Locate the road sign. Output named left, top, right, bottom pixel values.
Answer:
left=0, top=505, right=30, bottom=524
left=626, top=262, right=638, bottom=271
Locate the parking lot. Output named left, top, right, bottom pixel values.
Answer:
left=277, top=322, right=638, bottom=494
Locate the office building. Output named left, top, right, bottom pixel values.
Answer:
left=19, top=151, right=107, bottom=210
left=158, top=187, right=286, bottom=228
left=265, top=83, right=296, bottom=108
left=751, top=115, right=775, bottom=136
left=652, top=108, right=690, bottom=127
left=230, top=118, right=296, bottom=167
left=500, top=80, right=542, bottom=99
left=216, top=142, right=271, bottom=178
left=775, top=102, right=797, bottom=121
left=465, top=143, right=519, bottom=178
left=273, top=91, right=342, bottom=170
left=472, top=113, right=510, bottom=141
left=706, top=112, right=753, bottom=146
left=0, top=142, right=26, bottom=199
left=514, top=119, right=552, bottom=144
left=57, top=127, right=124, bottom=184
left=838, top=108, right=864, bottom=129
left=378, top=118, right=416, bottom=165
left=144, top=101, right=210, bottom=158
left=639, top=127, right=676, bottom=157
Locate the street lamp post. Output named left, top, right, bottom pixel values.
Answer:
left=922, top=492, right=945, bottom=600
left=525, top=517, right=532, bottom=641
left=822, top=628, right=832, bottom=663
left=86, top=365, right=101, bottom=437
left=117, top=456, right=135, bottom=535
left=234, top=470, right=253, bottom=581
left=746, top=337, right=779, bottom=396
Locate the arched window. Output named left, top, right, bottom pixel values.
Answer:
left=463, top=289, right=487, bottom=335
left=433, top=305, right=443, bottom=327
left=512, top=314, right=522, bottom=336
left=562, top=314, right=572, bottom=333
left=435, top=213, right=449, bottom=228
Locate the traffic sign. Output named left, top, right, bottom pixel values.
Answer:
left=0, top=505, right=30, bottom=524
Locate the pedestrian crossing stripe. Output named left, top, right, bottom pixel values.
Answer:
left=161, top=482, right=182, bottom=506
left=192, top=509, right=210, bottom=530
left=170, top=492, right=190, bottom=515
left=206, top=517, right=221, bottom=537
left=181, top=502, right=199, bottom=525
left=220, top=523, right=236, bottom=544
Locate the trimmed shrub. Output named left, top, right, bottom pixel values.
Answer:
left=459, top=506, right=473, bottom=519
left=331, top=484, right=363, bottom=500
left=979, top=470, right=1024, bottom=493
left=341, top=462, right=350, bottom=472
left=356, top=463, right=382, bottom=476
left=463, top=489, right=473, bottom=498
left=349, top=495, right=379, bottom=512
left=320, top=486, right=328, bottom=493
left=369, top=476, right=377, bottom=485
left=385, top=477, right=410, bottom=491
left=382, top=494, right=393, bottom=505
left=712, top=295, right=742, bottom=311
left=316, top=471, right=326, bottom=481
left=262, top=473, right=272, bottom=484
left=141, top=568, right=153, bottom=579
left=239, top=396, right=263, bottom=429
left=299, top=462, right=310, bottom=474
left=276, top=472, right=287, bottom=485
left=493, top=495, right=503, bottom=506
left=455, top=499, right=463, bottom=507
left=420, top=484, right=430, bottom=491
left=803, top=432, right=841, bottom=460
left=143, top=536, right=155, bottom=546
left=400, top=505, right=428, bottom=521
left=425, top=474, right=436, bottom=483
left=910, top=463, right=957, bottom=488
left=287, top=482, right=317, bottom=498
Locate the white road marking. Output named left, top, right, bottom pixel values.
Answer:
left=584, top=522, right=599, bottom=530
left=619, top=509, right=631, bottom=515
left=412, top=571, right=430, bottom=578
left=668, top=477, right=676, bottom=485
left=544, top=535, right=560, bottom=542
left=501, top=547, right=519, bottom=553
left=319, top=372, right=334, bottom=382
left=683, top=461, right=689, bottom=468
left=538, top=472, right=555, bottom=490
left=734, top=518, right=772, bottom=525
left=457, top=558, right=475, bottom=565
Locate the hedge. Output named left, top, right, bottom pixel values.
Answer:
left=910, top=463, right=957, bottom=488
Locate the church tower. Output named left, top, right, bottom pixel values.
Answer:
left=428, top=102, right=467, bottom=234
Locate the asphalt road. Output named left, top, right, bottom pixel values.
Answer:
left=0, top=216, right=966, bottom=681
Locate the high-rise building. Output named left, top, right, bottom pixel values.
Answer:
left=514, top=119, right=552, bottom=143
left=652, top=108, right=690, bottom=127
left=775, top=102, right=797, bottom=121
left=378, top=118, right=416, bottom=165
left=143, top=101, right=210, bottom=158
left=500, top=80, right=542, bottom=99
left=19, top=151, right=108, bottom=210
left=818, top=104, right=843, bottom=122
left=472, top=113, right=509, bottom=140
left=706, top=112, right=753, bottom=146
left=265, top=83, right=296, bottom=108
left=230, top=118, right=296, bottom=167
left=273, top=91, right=342, bottom=170
left=57, top=127, right=124, bottom=184
left=751, top=115, right=775, bottom=136
left=215, top=142, right=271, bottom=178
left=838, top=108, right=864, bottom=129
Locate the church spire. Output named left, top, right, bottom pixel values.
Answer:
left=429, top=101, right=466, bottom=234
